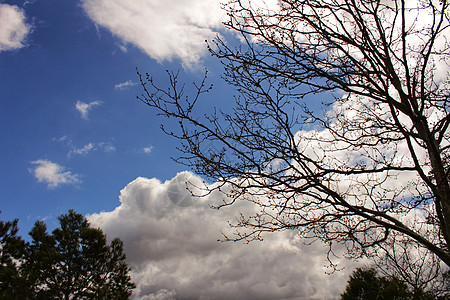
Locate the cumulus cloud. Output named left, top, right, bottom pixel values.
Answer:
left=75, top=100, right=102, bottom=119
left=30, top=160, right=81, bottom=189
left=0, top=4, right=30, bottom=52
left=115, top=80, right=137, bottom=90
left=88, top=172, right=360, bottom=299
left=81, top=0, right=225, bottom=68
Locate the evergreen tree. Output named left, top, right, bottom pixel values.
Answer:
left=1, top=210, right=135, bottom=299
left=0, top=217, right=29, bottom=299
left=341, top=268, right=436, bottom=300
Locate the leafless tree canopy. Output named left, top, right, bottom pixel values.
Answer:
left=374, top=234, right=449, bottom=297
left=138, top=0, right=450, bottom=267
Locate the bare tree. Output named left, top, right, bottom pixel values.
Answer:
left=138, top=0, right=450, bottom=268
left=373, top=231, right=449, bottom=297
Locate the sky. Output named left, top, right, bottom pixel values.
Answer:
left=0, top=0, right=362, bottom=299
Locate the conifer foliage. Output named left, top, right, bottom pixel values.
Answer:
left=341, top=268, right=436, bottom=300
left=0, top=210, right=135, bottom=299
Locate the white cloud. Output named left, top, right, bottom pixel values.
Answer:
left=98, top=142, right=116, bottom=153
left=115, top=80, right=137, bottom=90
left=81, top=0, right=225, bottom=68
left=75, top=100, right=102, bottom=120
left=30, top=160, right=81, bottom=189
left=24, top=0, right=37, bottom=6
left=0, top=4, right=30, bottom=52
left=68, top=143, right=95, bottom=157
left=141, top=146, right=153, bottom=154
left=117, top=43, right=127, bottom=53
left=88, top=172, right=360, bottom=299
left=56, top=137, right=116, bottom=157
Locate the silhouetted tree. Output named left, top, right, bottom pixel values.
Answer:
left=1, top=210, right=135, bottom=299
left=138, top=0, right=450, bottom=271
left=373, top=234, right=450, bottom=298
left=341, top=267, right=436, bottom=300
left=0, top=217, right=29, bottom=299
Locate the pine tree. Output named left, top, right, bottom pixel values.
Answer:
left=1, top=210, right=135, bottom=299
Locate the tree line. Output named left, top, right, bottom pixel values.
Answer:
left=341, top=267, right=449, bottom=299
left=0, top=210, right=135, bottom=299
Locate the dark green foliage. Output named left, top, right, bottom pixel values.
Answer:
left=341, top=268, right=436, bottom=300
left=0, top=217, right=29, bottom=299
left=0, top=210, right=135, bottom=299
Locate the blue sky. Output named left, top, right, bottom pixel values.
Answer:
left=1, top=0, right=219, bottom=230
left=0, top=1, right=362, bottom=298
left=2, top=0, right=448, bottom=298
